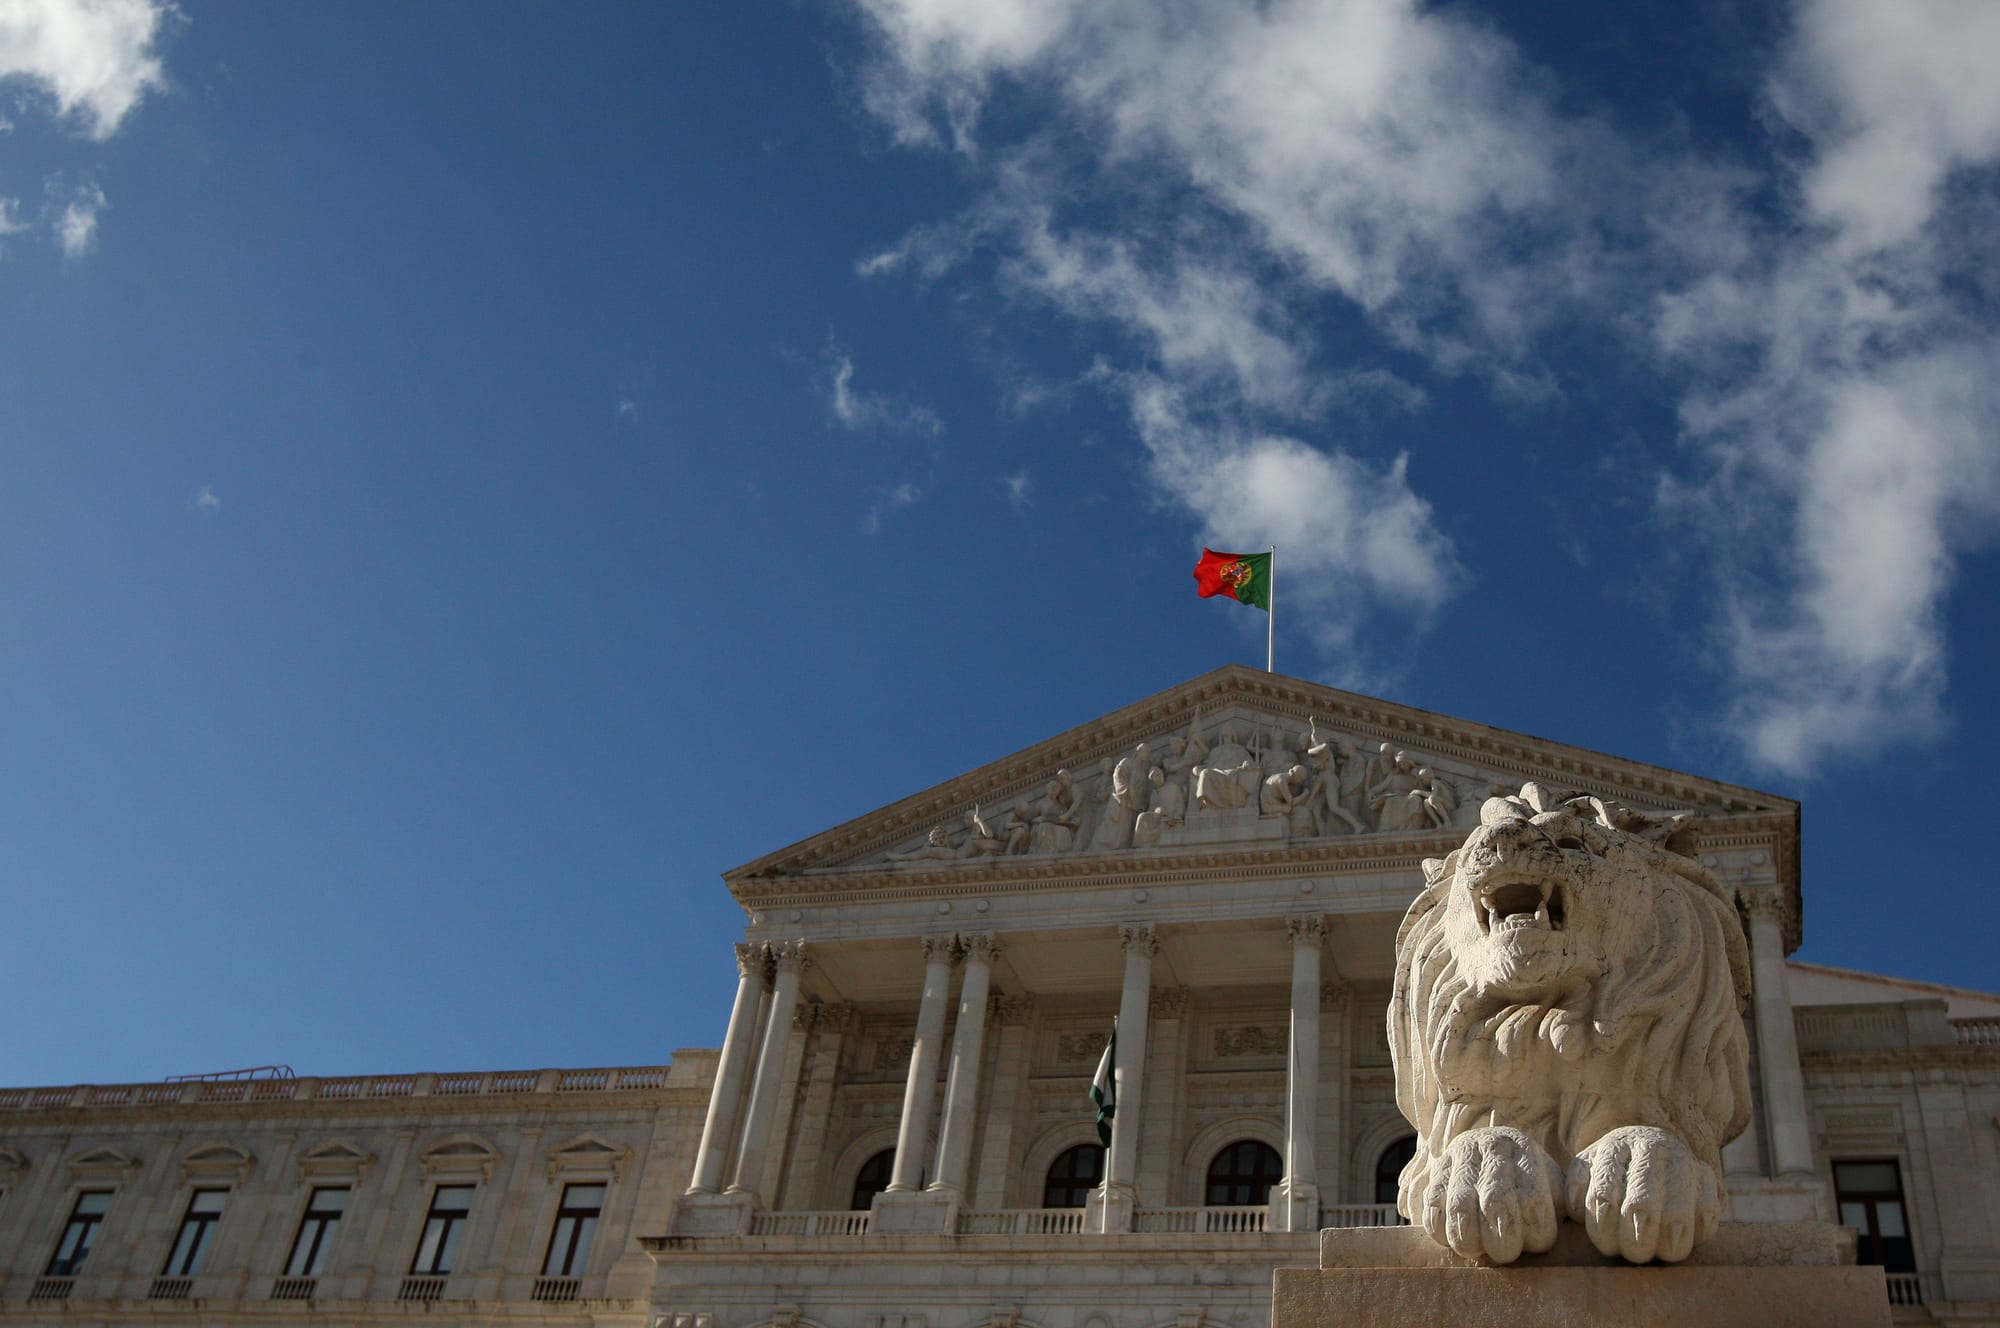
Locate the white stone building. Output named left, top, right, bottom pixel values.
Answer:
left=2, top=667, right=1995, bottom=1326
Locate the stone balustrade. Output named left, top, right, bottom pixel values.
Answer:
left=0, top=1065, right=675, bottom=1111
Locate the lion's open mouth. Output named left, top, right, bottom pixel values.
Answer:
left=1472, top=874, right=1566, bottom=934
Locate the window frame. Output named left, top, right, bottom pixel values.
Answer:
left=1041, top=1143, right=1104, bottom=1209
left=1204, top=1139, right=1284, bottom=1207
left=409, top=1183, right=476, bottom=1277
left=46, top=1189, right=114, bottom=1277
left=540, top=1181, right=607, bottom=1277
left=849, top=1148, right=898, bottom=1211
left=283, top=1184, right=351, bottom=1278
left=1833, top=1158, right=1917, bottom=1274
left=161, top=1187, right=229, bottom=1277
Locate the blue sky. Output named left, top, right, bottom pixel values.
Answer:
left=3, top=0, right=1997, bottom=1086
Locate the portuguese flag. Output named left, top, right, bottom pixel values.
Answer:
left=1193, top=548, right=1271, bottom=611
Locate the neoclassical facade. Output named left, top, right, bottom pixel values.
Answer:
left=2, top=667, right=1995, bottom=1326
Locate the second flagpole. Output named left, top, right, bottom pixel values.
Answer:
left=1266, top=545, right=1275, bottom=673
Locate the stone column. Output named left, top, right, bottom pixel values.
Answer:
left=887, top=935, right=959, bottom=1192
left=1741, top=892, right=1814, bottom=1177
left=688, top=943, right=769, bottom=1194
left=1317, top=979, right=1349, bottom=1205
left=778, top=1003, right=854, bottom=1211
left=1275, top=915, right=1325, bottom=1232
left=1137, top=987, right=1190, bottom=1207
left=726, top=941, right=808, bottom=1200
left=973, top=997, right=1035, bottom=1210
left=931, top=934, right=1000, bottom=1198
left=1093, top=923, right=1158, bottom=1233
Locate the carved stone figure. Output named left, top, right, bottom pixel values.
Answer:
left=1303, top=722, right=1366, bottom=836
left=1193, top=724, right=1262, bottom=810
left=1001, top=805, right=1033, bottom=855
left=886, top=825, right=957, bottom=863
left=1029, top=771, right=1083, bottom=854
left=1259, top=763, right=1311, bottom=835
left=1387, top=782, right=1751, bottom=1266
left=1415, top=766, right=1457, bottom=829
left=958, top=805, right=1007, bottom=859
left=1370, top=750, right=1429, bottom=832
left=1090, top=743, right=1157, bottom=851
left=1131, top=766, right=1186, bottom=848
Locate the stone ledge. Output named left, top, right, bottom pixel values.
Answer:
left=1320, top=1221, right=1855, bottom=1270
left=1274, top=1264, right=1890, bottom=1328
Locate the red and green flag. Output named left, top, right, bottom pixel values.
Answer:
left=1193, top=548, right=1271, bottom=611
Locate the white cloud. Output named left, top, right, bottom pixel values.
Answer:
left=1127, top=375, right=1461, bottom=649
left=0, top=196, right=24, bottom=251
left=54, top=178, right=102, bottom=258
left=191, top=484, right=218, bottom=514
left=0, top=0, right=172, bottom=139
left=616, top=397, right=639, bottom=420
left=1000, top=469, right=1030, bottom=510
left=846, top=0, right=2000, bottom=775
left=863, top=480, right=924, bottom=534
left=822, top=340, right=943, bottom=436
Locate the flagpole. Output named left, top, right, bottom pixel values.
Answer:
left=1266, top=545, right=1276, bottom=673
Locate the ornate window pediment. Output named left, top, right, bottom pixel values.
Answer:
left=419, top=1134, right=498, bottom=1183
left=298, top=1138, right=374, bottom=1184
left=66, top=1145, right=139, bottom=1185
left=181, top=1141, right=254, bottom=1185
left=0, top=1145, right=27, bottom=1179
left=545, top=1132, right=630, bottom=1182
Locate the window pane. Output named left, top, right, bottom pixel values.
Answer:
left=566, top=1184, right=606, bottom=1211
left=434, top=1185, right=474, bottom=1211
left=1876, top=1203, right=1906, bottom=1238
left=1839, top=1202, right=1867, bottom=1229
left=568, top=1214, right=598, bottom=1272
left=436, top=1218, right=465, bottom=1273
left=190, top=1189, right=227, bottom=1214
left=314, top=1187, right=348, bottom=1215
left=415, top=1220, right=446, bottom=1273
left=1833, top=1163, right=1898, bottom=1192
left=75, top=1191, right=111, bottom=1217
left=543, top=1216, right=577, bottom=1276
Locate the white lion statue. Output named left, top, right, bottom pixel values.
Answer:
left=1388, top=782, right=1752, bottom=1265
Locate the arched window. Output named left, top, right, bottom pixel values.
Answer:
left=1042, top=1144, right=1104, bottom=1208
left=849, top=1149, right=896, bottom=1211
left=1376, top=1136, right=1418, bottom=1207
left=1205, top=1140, right=1283, bottom=1207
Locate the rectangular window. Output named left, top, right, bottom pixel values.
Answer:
left=284, top=1186, right=349, bottom=1277
left=1834, top=1159, right=1916, bottom=1274
left=541, top=1183, right=606, bottom=1277
left=410, top=1184, right=474, bottom=1276
left=47, top=1191, right=112, bottom=1277
left=162, top=1189, right=228, bottom=1277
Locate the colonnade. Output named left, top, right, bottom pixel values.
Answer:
left=684, top=919, right=1338, bottom=1233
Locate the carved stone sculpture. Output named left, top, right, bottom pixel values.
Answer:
left=1132, top=766, right=1186, bottom=848
left=1193, top=724, right=1261, bottom=810
left=886, top=825, right=958, bottom=863
left=1387, top=782, right=1751, bottom=1266
left=1029, top=772, right=1083, bottom=854
left=1090, top=743, right=1156, bottom=851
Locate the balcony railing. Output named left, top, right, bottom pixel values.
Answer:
left=1322, top=1203, right=1403, bottom=1227
left=957, top=1208, right=1087, bottom=1235
left=531, top=1276, right=582, bottom=1302
left=149, top=1276, right=194, bottom=1300
left=269, top=1276, right=317, bottom=1301
left=1133, top=1205, right=1268, bottom=1234
left=1955, top=1017, right=2000, bottom=1047
left=28, top=1277, right=74, bottom=1301
left=0, top=1065, right=676, bottom=1111
left=748, top=1210, right=872, bottom=1237
left=1884, top=1272, right=1926, bottom=1306
left=397, top=1275, right=447, bottom=1302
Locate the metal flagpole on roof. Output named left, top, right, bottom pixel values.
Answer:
left=1266, top=545, right=1276, bottom=673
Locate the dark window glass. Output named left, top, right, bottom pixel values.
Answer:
left=1042, top=1144, right=1104, bottom=1208
left=1834, top=1160, right=1916, bottom=1274
left=541, top=1183, right=606, bottom=1277
left=1376, top=1136, right=1418, bottom=1207
left=48, top=1191, right=112, bottom=1276
left=284, top=1186, right=349, bottom=1277
left=410, top=1184, right=474, bottom=1276
left=162, top=1188, right=228, bottom=1276
left=1205, top=1140, right=1283, bottom=1207
left=849, top=1149, right=897, bottom=1211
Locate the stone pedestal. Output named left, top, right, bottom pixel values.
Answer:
left=670, top=1191, right=755, bottom=1237
left=1274, top=1224, right=1890, bottom=1328
left=869, top=1189, right=958, bottom=1236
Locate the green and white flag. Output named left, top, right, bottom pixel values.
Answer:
left=1090, top=1027, right=1116, bottom=1147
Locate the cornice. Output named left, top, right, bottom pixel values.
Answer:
left=0, top=1087, right=706, bottom=1129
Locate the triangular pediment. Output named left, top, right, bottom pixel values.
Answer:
left=728, top=666, right=1796, bottom=891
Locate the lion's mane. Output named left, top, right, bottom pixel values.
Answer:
left=1387, top=787, right=1753, bottom=1217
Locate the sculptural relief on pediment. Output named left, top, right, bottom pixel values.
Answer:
left=862, top=705, right=1676, bottom=869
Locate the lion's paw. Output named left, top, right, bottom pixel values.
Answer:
left=1417, top=1126, right=1562, bottom=1264
left=1565, top=1125, right=1721, bottom=1263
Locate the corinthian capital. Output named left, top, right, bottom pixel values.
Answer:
left=767, top=940, right=811, bottom=974
left=958, top=932, right=1003, bottom=965
left=1737, top=889, right=1787, bottom=926
left=734, top=942, right=765, bottom=983
left=1119, top=923, right=1161, bottom=957
left=921, top=934, right=960, bottom=965
left=1286, top=915, right=1327, bottom=946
